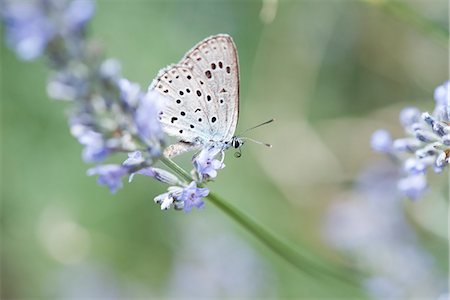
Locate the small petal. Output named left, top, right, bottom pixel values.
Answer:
left=399, top=107, right=421, bottom=127
left=87, top=165, right=128, bottom=193
left=123, top=151, right=144, bottom=167
left=397, top=174, right=427, bottom=200
left=119, top=78, right=141, bottom=107
left=370, top=130, right=392, bottom=153
left=193, top=147, right=225, bottom=180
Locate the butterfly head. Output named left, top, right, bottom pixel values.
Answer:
left=231, top=136, right=244, bottom=149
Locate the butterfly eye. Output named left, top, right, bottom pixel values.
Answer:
left=232, top=140, right=240, bottom=148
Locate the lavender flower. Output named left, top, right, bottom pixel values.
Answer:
left=2, top=0, right=95, bottom=61
left=2, top=0, right=222, bottom=212
left=193, top=147, right=225, bottom=180
left=135, top=91, right=165, bottom=155
left=180, top=181, right=209, bottom=212
left=372, top=81, right=450, bottom=200
left=153, top=182, right=209, bottom=212
left=87, top=165, right=128, bottom=193
left=71, top=124, right=109, bottom=163
left=370, top=130, right=392, bottom=153
left=324, top=165, right=446, bottom=299
left=2, top=1, right=54, bottom=60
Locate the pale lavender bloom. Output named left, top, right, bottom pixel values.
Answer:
left=166, top=216, right=275, bottom=298
left=71, top=123, right=109, bottom=163
left=153, top=182, right=209, bottom=211
left=154, top=186, right=184, bottom=211
left=324, top=165, right=446, bottom=299
left=193, top=147, right=224, bottom=180
left=433, top=81, right=450, bottom=121
left=370, top=130, right=392, bottom=153
left=87, top=165, right=128, bottom=193
left=122, top=151, right=144, bottom=167
left=64, top=0, right=95, bottom=31
left=119, top=79, right=141, bottom=108
left=2, top=0, right=95, bottom=61
left=128, top=166, right=181, bottom=186
left=397, top=173, right=427, bottom=200
left=399, top=107, right=421, bottom=127
left=2, top=1, right=54, bottom=60
left=135, top=91, right=165, bottom=153
left=372, top=81, right=450, bottom=200
left=180, top=181, right=209, bottom=212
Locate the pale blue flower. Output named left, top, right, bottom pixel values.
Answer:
left=180, top=181, right=209, bottom=212
left=372, top=81, right=450, bottom=200
left=87, top=164, right=128, bottom=193
left=154, top=186, right=184, bottom=211
left=119, top=79, right=141, bottom=108
left=371, top=130, right=392, bottom=153
left=2, top=0, right=95, bottom=61
left=2, top=1, right=54, bottom=60
left=64, top=0, right=95, bottom=31
left=135, top=91, right=165, bottom=154
left=193, top=147, right=224, bottom=180
left=433, top=81, right=450, bottom=121
left=123, top=151, right=144, bottom=167
left=399, top=107, right=421, bottom=127
left=397, top=173, right=427, bottom=200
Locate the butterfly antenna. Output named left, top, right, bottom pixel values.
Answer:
left=242, top=137, right=272, bottom=148
left=239, top=118, right=275, bottom=135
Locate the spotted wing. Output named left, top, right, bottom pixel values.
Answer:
left=150, top=34, right=240, bottom=145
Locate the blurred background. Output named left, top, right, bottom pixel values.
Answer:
left=1, top=0, right=448, bottom=298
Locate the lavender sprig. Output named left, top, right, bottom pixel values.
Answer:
left=2, top=0, right=224, bottom=212
left=371, top=81, right=450, bottom=200
left=2, top=0, right=365, bottom=287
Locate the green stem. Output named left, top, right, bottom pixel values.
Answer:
left=361, top=0, right=448, bottom=48
left=160, top=156, right=362, bottom=288
left=206, top=191, right=363, bottom=288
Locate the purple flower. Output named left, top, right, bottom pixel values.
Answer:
left=399, top=107, right=421, bottom=127
left=154, top=186, right=183, bottom=211
left=180, top=181, right=209, bottom=212
left=2, top=1, right=54, bottom=60
left=372, top=82, right=450, bottom=200
left=370, top=130, right=392, bottom=153
left=87, top=164, right=128, bottom=193
left=135, top=91, right=165, bottom=153
left=123, top=151, right=144, bottom=167
left=70, top=124, right=109, bottom=163
left=193, top=147, right=225, bottom=180
left=2, top=0, right=95, bottom=61
left=397, top=173, right=427, bottom=200
left=119, top=79, right=141, bottom=108
left=64, top=0, right=95, bottom=31
left=433, top=81, right=450, bottom=121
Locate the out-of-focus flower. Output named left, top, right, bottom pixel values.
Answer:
left=1, top=0, right=225, bottom=212
left=372, top=81, right=450, bottom=200
left=433, top=81, right=450, bottom=121
left=2, top=0, right=95, bottom=61
left=166, top=216, right=275, bottom=298
left=324, top=165, right=446, bottom=299
left=87, top=165, right=128, bottom=193
left=370, top=130, right=392, bottom=153
left=135, top=91, right=165, bottom=155
left=119, top=79, right=141, bottom=108
left=397, top=173, right=427, bottom=200
left=193, top=147, right=224, bottom=180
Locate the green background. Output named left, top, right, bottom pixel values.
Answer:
left=1, top=0, right=448, bottom=298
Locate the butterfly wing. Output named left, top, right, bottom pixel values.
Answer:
left=150, top=34, right=240, bottom=146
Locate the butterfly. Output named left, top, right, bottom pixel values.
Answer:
left=150, top=34, right=244, bottom=158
